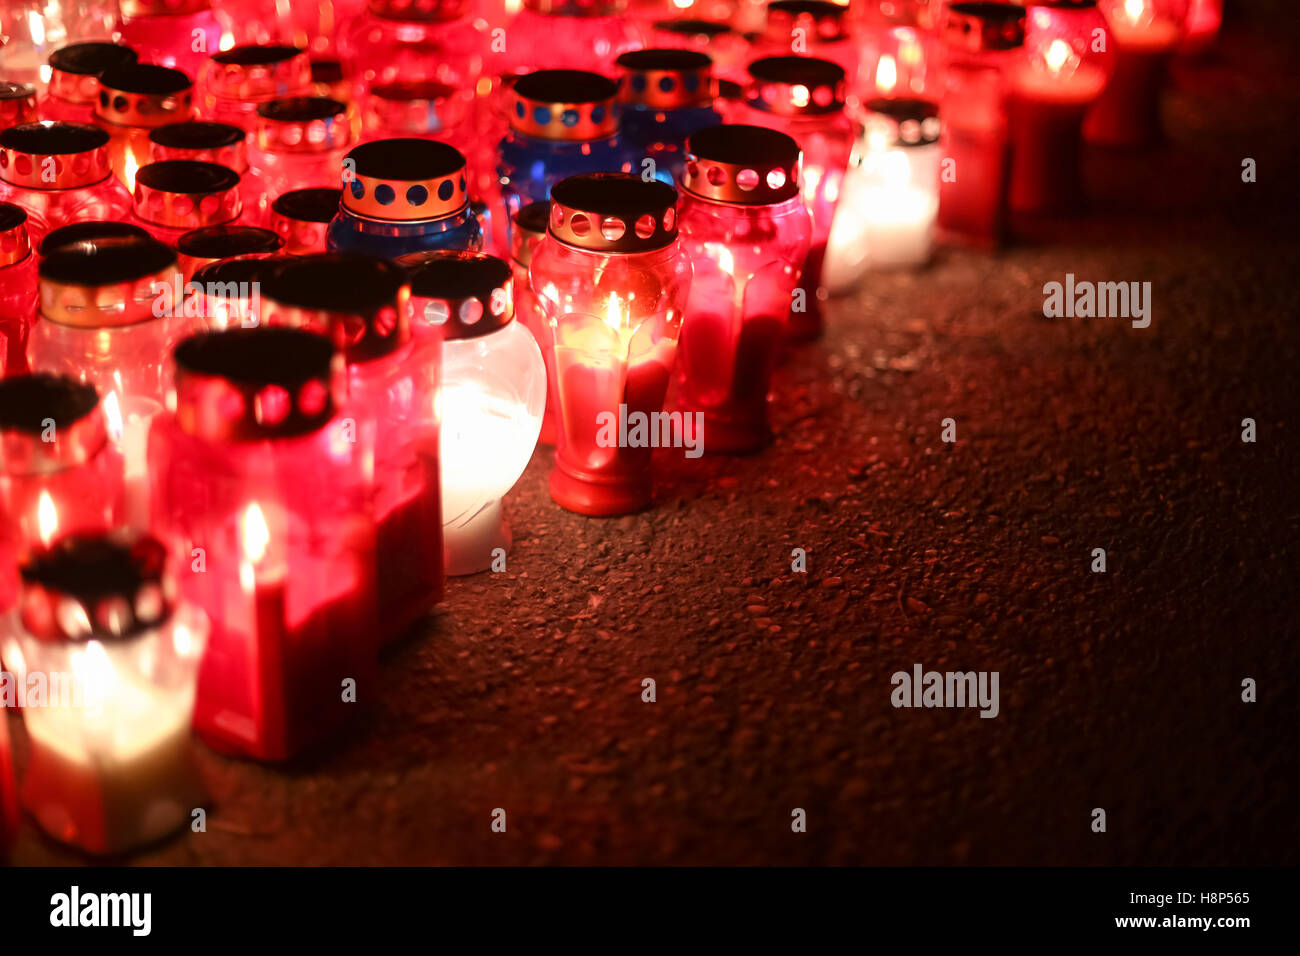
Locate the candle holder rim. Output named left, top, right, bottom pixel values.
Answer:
left=48, top=41, right=139, bottom=77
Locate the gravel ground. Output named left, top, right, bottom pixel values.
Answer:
left=6, top=2, right=1298, bottom=866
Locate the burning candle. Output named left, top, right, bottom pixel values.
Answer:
left=406, top=251, right=545, bottom=575
left=614, top=49, right=722, bottom=187
left=0, top=3, right=116, bottom=90
left=3, top=532, right=207, bottom=855
left=0, top=203, right=38, bottom=376
left=30, top=235, right=189, bottom=525
left=197, top=44, right=313, bottom=131
left=250, top=96, right=358, bottom=200
left=93, top=63, right=197, bottom=192
left=0, top=122, right=134, bottom=242
left=737, top=55, right=854, bottom=341
left=269, top=186, right=341, bottom=253
left=824, top=97, right=940, bottom=286
left=186, top=255, right=280, bottom=331
left=360, top=80, right=474, bottom=153
left=148, top=120, right=271, bottom=226
left=329, top=138, right=483, bottom=258
left=149, top=326, right=378, bottom=759
left=935, top=2, right=1025, bottom=248
left=501, top=0, right=646, bottom=76
left=497, top=70, right=629, bottom=252
left=340, top=0, right=489, bottom=101
left=760, top=1, right=863, bottom=83
left=510, top=201, right=560, bottom=445
left=41, top=43, right=140, bottom=125
left=261, top=254, right=444, bottom=641
left=676, top=124, right=812, bottom=453
left=0, top=83, right=40, bottom=136
left=1007, top=1, right=1114, bottom=213
left=854, top=23, right=939, bottom=102
left=114, top=0, right=233, bottom=77
left=531, top=173, right=692, bottom=515
left=130, top=159, right=243, bottom=246
left=1084, top=0, right=1188, bottom=146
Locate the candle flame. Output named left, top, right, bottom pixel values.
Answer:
left=716, top=244, right=735, bottom=279
left=791, top=85, right=811, bottom=108
left=1123, top=0, right=1147, bottom=23
left=37, top=491, right=58, bottom=546
left=27, top=11, right=45, bottom=47
left=102, top=390, right=124, bottom=443
left=875, top=55, right=898, bottom=95
left=242, top=503, right=271, bottom=564
left=1044, top=38, right=1073, bottom=74
left=603, top=292, right=623, bottom=332
left=123, top=151, right=140, bottom=194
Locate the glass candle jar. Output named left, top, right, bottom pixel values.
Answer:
left=187, top=255, right=281, bottom=331
left=614, top=49, right=722, bottom=187
left=738, top=55, right=853, bottom=341
left=130, top=159, right=243, bottom=246
left=1179, top=0, right=1221, bottom=57
left=149, top=326, right=377, bottom=760
left=0, top=1, right=111, bottom=89
left=0, top=84, right=40, bottom=134
left=676, top=124, right=812, bottom=452
left=250, top=96, right=359, bottom=199
left=855, top=22, right=940, bottom=101
left=114, top=0, right=231, bottom=77
left=824, top=97, right=940, bottom=285
left=936, top=2, right=1023, bottom=248
left=1007, top=0, right=1115, bottom=213
left=197, top=44, right=314, bottom=132
left=30, top=236, right=188, bottom=524
left=511, top=201, right=558, bottom=446
left=41, top=43, right=140, bottom=125
left=93, top=63, right=197, bottom=192
left=1084, top=0, right=1188, bottom=146
left=760, top=1, right=863, bottom=83
left=501, top=0, right=646, bottom=77
left=0, top=122, right=134, bottom=241
left=406, top=252, right=544, bottom=575
left=497, top=70, right=628, bottom=250
left=651, top=19, right=751, bottom=83
left=3, top=533, right=207, bottom=856
left=0, top=375, right=126, bottom=616
left=176, top=224, right=282, bottom=281
left=270, top=186, right=340, bottom=253
left=531, top=173, right=692, bottom=516
left=340, top=0, right=489, bottom=99
left=260, top=255, right=443, bottom=642
left=37, top=221, right=151, bottom=259
left=360, top=80, right=474, bottom=154
left=328, top=138, right=482, bottom=258
left=0, top=204, right=38, bottom=377
left=149, top=119, right=271, bottom=225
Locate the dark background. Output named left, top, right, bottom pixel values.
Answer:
left=6, top=0, right=1298, bottom=866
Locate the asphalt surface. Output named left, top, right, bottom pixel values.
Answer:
left=5, top=2, right=1298, bottom=865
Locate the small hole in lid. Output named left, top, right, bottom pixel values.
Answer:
left=766, top=168, right=787, bottom=190
left=634, top=214, right=655, bottom=239
left=601, top=216, right=626, bottom=241
left=736, top=169, right=758, bottom=191
left=706, top=165, right=727, bottom=186
left=569, top=213, right=590, bottom=237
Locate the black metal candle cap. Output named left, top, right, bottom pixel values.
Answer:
left=511, top=200, right=550, bottom=267
left=192, top=255, right=282, bottom=291
left=150, top=120, right=243, bottom=151
left=49, top=42, right=139, bottom=76
left=0, top=121, right=109, bottom=155
left=683, top=124, right=802, bottom=205
left=177, top=225, right=283, bottom=261
left=548, top=173, right=679, bottom=253
left=943, top=2, right=1027, bottom=51
left=0, top=202, right=29, bottom=267
left=38, top=221, right=151, bottom=258
left=864, top=98, right=942, bottom=146
left=405, top=252, right=514, bottom=341
left=272, top=187, right=341, bottom=223
left=746, top=56, right=846, bottom=115
left=173, top=327, right=342, bottom=441
left=653, top=19, right=735, bottom=39
left=261, top=254, right=411, bottom=362
left=513, top=69, right=619, bottom=105
left=616, top=49, right=713, bottom=108
left=19, top=533, right=173, bottom=643
left=39, top=235, right=176, bottom=287
left=342, top=138, right=469, bottom=221
left=0, top=374, right=107, bottom=475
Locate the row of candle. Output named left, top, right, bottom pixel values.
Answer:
left=0, top=0, right=1223, bottom=857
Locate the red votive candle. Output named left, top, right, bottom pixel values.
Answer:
left=0, top=83, right=39, bottom=135
left=936, top=2, right=1024, bottom=248
left=149, top=326, right=377, bottom=759
left=0, top=204, right=37, bottom=377
left=1008, top=1, right=1115, bottom=213
left=93, top=63, right=197, bottom=193
left=186, top=255, right=282, bottom=331
left=261, top=255, right=444, bottom=641
left=511, top=201, right=559, bottom=446
left=130, top=159, right=243, bottom=246
left=198, top=45, right=313, bottom=131
left=176, top=224, right=282, bottom=281
left=531, top=173, right=692, bottom=516
left=405, top=251, right=545, bottom=575
left=114, top=0, right=230, bottom=77
left=1084, top=0, right=1188, bottom=147
left=250, top=96, right=358, bottom=199
left=269, top=186, right=341, bottom=253
left=759, top=1, right=863, bottom=84
left=651, top=19, right=750, bottom=84
left=676, top=125, right=812, bottom=453
left=2, top=533, right=207, bottom=856
left=1179, top=0, right=1221, bottom=57
left=360, top=80, right=474, bottom=154
left=37, top=221, right=151, bottom=259
left=341, top=0, right=488, bottom=100
left=738, top=55, right=853, bottom=341
left=149, top=120, right=271, bottom=225
left=41, top=43, right=140, bottom=125
left=854, top=22, right=941, bottom=102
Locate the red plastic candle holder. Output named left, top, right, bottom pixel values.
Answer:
left=36, top=221, right=151, bottom=260
left=149, top=326, right=377, bottom=759
left=41, top=43, right=140, bottom=125
left=93, top=63, right=197, bottom=192
left=650, top=19, right=751, bottom=83
left=406, top=252, right=545, bottom=575
left=676, top=124, right=812, bottom=453
left=935, top=1, right=1024, bottom=248
left=2, top=533, right=207, bottom=855
left=511, top=201, right=559, bottom=446
left=759, top=1, right=863, bottom=83
left=197, top=44, right=313, bottom=131
left=149, top=120, right=271, bottom=225
left=738, top=55, right=853, bottom=341
left=261, top=255, right=444, bottom=640
left=186, top=255, right=282, bottom=331
left=1084, top=0, right=1188, bottom=146
left=340, top=0, right=488, bottom=99
left=1179, top=0, right=1221, bottom=57
left=855, top=23, right=940, bottom=101
left=114, top=0, right=231, bottom=77
left=250, top=96, right=358, bottom=199
left=0, top=83, right=39, bottom=135
left=0, top=203, right=38, bottom=377
left=503, top=0, right=645, bottom=77
left=130, top=159, right=243, bottom=246
left=531, top=173, right=692, bottom=516
left=269, top=186, right=341, bottom=253
left=0, top=122, right=134, bottom=243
